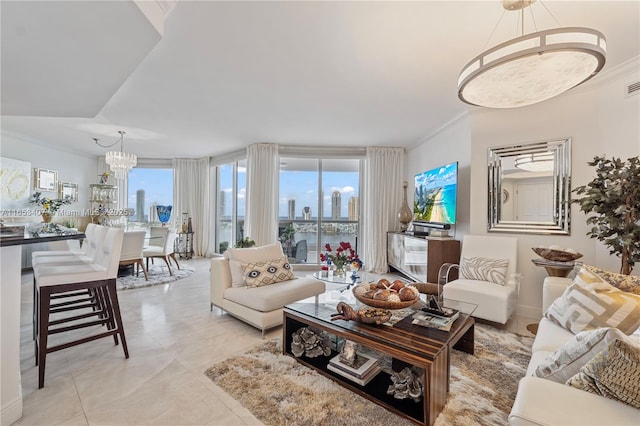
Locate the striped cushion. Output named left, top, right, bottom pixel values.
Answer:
left=241, top=256, right=295, bottom=288
left=566, top=339, right=640, bottom=409
left=459, top=256, right=509, bottom=285
left=545, top=266, right=640, bottom=335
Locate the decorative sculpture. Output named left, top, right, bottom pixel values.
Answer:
left=290, top=327, right=331, bottom=358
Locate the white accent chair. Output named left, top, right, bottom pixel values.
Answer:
left=143, top=227, right=180, bottom=275
left=119, top=231, right=148, bottom=280
left=440, top=235, right=519, bottom=324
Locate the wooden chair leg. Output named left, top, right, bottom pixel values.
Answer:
left=38, top=286, right=51, bottom=389
left=106, top=279, right=129, bottom=358
left=137, top=259, right=148, bottom=280
left=169, top=253, right=180, bottom=270
left=159, top=256, right=173, bottom=276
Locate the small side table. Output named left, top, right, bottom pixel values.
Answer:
left=531, top=258, right=575, bottom=277
left=174, top=232, right=194, bottom=259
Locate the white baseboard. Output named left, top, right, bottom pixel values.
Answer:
left=515, top=304, right=542, bottom=322
left=1, top=395, right=23, bottom=425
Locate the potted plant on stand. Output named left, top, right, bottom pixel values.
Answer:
left=573, top=156, right=640, bottom=274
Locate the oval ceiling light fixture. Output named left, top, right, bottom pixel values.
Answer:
left=458, top=0, right=606, bottom=109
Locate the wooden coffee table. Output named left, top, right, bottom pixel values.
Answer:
left=283, top=301, right=475, bottom=426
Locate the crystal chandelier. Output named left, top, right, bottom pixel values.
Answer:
left=94, top=131, right=137, bottom=179
left=458, top=0, right=606, bottom=108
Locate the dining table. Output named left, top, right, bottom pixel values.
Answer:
left=0, top=224, right=85, bottom=425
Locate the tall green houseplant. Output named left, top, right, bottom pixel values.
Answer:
left=573, top=156, right=640, bottom=274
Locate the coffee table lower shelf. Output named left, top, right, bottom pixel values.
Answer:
left=283, top=307, right=474, bottom=426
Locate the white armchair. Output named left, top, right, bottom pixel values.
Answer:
left=440, top=235, right=519, bottom=324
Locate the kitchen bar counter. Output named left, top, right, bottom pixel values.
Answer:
left=0, top=229, right=85, bottom=425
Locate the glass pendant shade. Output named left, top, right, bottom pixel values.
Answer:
left=458, top=27, right=606, bottom=108
left=105, top=151, right=137, bottom=179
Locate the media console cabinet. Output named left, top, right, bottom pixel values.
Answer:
left=387, top=232, right=460, bottom=283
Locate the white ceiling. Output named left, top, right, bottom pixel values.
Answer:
left=2, top=1, right=639, bottom=160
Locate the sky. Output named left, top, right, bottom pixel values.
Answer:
left=128, top=168, right=174, bottom=221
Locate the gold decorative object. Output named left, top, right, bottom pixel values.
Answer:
left=397, top=181, right=412, bottom=232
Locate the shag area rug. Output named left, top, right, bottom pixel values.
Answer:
left=205, top=324, right=534, bottom=426
left=117, top=262, right=194, bottom=290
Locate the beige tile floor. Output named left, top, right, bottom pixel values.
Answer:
left=16, top=258, right=535, bottom=426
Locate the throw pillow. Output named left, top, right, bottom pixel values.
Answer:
left=534, top=327, right=627, bottom=383
left=566, top=338, right=640, bottom=409
left=584, top=264, right=640, bottom=295
left=241, top=256, right=295, bottom=288
left=544, top=266, right=640, bottom=335
left=224, top=243, right=284, bottom=287
left=459, top=256, right=509, bottom=285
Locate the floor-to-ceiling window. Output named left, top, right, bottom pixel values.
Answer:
left=127, top=167, right=174, bottom=228
left=279, top=157, right=361, bottom=264
left=214, top=159, right=246, bottom=253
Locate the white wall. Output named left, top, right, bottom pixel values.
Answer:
left=1, top=131, right=97, bottom=223
left=406, top=114, right=472, bottom=240
left=408, top=58, right=640, bottom=320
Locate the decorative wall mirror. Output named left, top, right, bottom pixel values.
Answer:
left=488, top=138, right=571, bottom=235
left=33, top=168, right=58, bottom=192
left=59, top=181, right=78, bottom=202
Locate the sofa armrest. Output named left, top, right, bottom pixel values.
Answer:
left=542, top=276, right=572, bottom=312
left=211, top=257, right=232, bottom=308
left=509, top=377, right=640, bottom=426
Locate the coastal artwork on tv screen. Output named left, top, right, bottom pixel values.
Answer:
left=413, top=162, right=458, bottom=225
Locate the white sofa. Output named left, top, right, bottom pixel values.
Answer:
left=210, top=256, right=325, bottom=337
left=509, top=277, right=640, bottom=425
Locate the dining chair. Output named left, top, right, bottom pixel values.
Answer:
left=119, top=231, right=148, bottom=280
left=143, top=227, right=180, bottom=276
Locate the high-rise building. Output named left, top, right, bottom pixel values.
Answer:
left=136, top=189, right=145, bottom=222
left=348, top=196, right=359, bottom=221
left=149, top=202, right=158, bottom=223
left=288, top=199, right=296, bottom=220
left=219, top=190, right=226, bottom=218
left=331, top=191, right=341, bottom=219
left=302, top=206, right=311, bottom=220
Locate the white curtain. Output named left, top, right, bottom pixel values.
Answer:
left=363, top=147, right=405, bottom=273
left=174, top=157, right=211, bottom=256
left=245, top=143, right=279, bottom=246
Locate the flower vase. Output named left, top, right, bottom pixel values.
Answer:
left=41, top=212, right=53, bottom=223
left=335, top=265, right=345, bottom=277
left=397, top=181, right=412, bottom=232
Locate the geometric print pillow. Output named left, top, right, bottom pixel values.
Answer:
left=584, top=264, right=640, bottom=295
left=459, top=256, right=509, bottom=285
left=566, top=338, right=640, bottom=409
left=241, top=256, right=295, bottom=288
left=545, top=266, right=640, bottom=335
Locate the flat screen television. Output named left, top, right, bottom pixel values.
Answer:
left=413, top=161, right=458, bottom=227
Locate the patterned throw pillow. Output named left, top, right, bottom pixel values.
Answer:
left=585, top=264, right=640, bottom=295
left=534, top=327, right=627, bottom=383
left=566, top=339, right=640, bottom=409
left=545, top=266, right=640, bottom=335
left=241, top=256, right=295, bottom=288
left=459, top=256, right=509, bottom=285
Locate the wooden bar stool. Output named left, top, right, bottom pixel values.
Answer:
left=33, top=227, right=128, bottom=389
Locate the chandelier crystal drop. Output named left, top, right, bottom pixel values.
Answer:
left=458, top=1, right=606, bottom=108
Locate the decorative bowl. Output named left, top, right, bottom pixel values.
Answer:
left=352, top=285, right=419, bottom=310
left=357, top=308, right=392, bottom=324
left=532, top=247, right=583, bottom=262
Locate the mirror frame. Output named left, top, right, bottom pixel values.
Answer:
left=59, top=181, right=78, bottom=202
left=33, top=168, right=58, bottom=192
left=488, top=137, right=571, bottom=235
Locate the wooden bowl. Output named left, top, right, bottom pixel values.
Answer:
left=352, top=286, right=419, bottom=310
left=532, top=247, right=583, bottom=262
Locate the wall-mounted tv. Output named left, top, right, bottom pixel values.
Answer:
left=413, top=161, right=458, bottom=227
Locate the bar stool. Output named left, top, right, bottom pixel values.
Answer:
left=33, top=227, right=128, bottom=388
left=31, top=225, right=109, bottom=339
